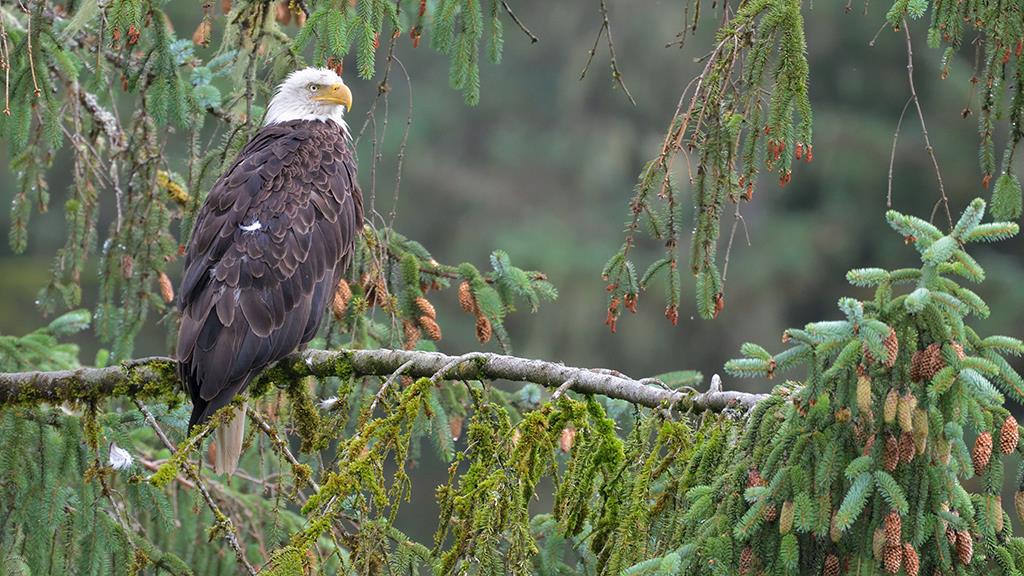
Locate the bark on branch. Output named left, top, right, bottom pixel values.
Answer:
left=0, top=348, right=768, bottom=412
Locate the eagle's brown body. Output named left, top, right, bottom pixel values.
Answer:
left=177, top=119, right=362, bottom=433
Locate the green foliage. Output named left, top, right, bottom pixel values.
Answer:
left=0, top=310, right=90, bottom=372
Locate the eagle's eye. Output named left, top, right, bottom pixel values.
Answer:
left=308, top=84, right=319, bottom=92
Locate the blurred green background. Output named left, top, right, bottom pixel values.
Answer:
left=1, top=4, right=1021, bottom=405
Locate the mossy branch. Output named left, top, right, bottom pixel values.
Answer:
left=0, top=348, right=767, bottom=412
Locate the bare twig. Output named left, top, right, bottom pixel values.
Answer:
left=902, top=20, right=952, bottom=229
left=500, top=1, right=538, bottom=44
left=579, top=0, right=636, bottom=106
left=886, top=96, right=913, bottom=208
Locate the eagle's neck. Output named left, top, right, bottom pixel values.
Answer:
left=263, top=94, right=349, bottom=135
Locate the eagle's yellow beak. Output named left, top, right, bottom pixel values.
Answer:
left=314, top=83, right=353, bottom=111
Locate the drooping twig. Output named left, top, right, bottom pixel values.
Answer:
left=500, top=1, right=538, bottom=44
left=902, top=20, right=952, bottom=229
left=579, top=0, right=636, bottom=106
left=886, top=96, right=913, bottom=208
left=134, top=399, right=258, bottom=576
left=0, top=348, right=769, bottom=413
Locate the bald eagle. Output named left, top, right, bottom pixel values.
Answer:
left=177, top=68, right=362, bottom=474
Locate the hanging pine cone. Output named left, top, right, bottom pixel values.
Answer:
left=912, top=408, right=929, bottom=453
left=331, top=279, right=352, bottom=320
left=992, top=495, right=1004, bottom=533
left=883, top=434, right=900, bottom=472
left=739, top=546, right=754, bottom=576
left=945, top=526, right=957, bottom=547
left=419, top=315, right=442, bottom=341
left=1016, top=490, right=1024, bottom=523
left=897, top=393, right=915, bottom=432
left=414, top=296, right=437, bottom=320
left=856, top=375, right=873, bottom=414
left=899, top=431, right=916, bottom=463
left=458, top=281, right=476, bottom=312
left=862, top=433, right=876, bottom=456
left=883, top=389, right=899, bottom=424
left=916, top=343, right=945, bottom=381
left=475, top=315, right=492, bottom=344
left=973, top=431, right=993, bottom=476
left=951, top=341, right=966, bottom=360
left=902, top=543, right=919, bottom=576
left=955, top=530, right=973, bottom=565
left=883, top=328, right=899, bottom=367
left=779, top=501, right=795, bottom=534
left=158, top=271, right=175, bottom=303
left=830, top=512, right=842, bottom=543
left=747, top=469, right=765, bottom=488
left=402, top=319, right=420, bottom=349
left=883, top=544, right=902, bottom=574
left=884, top=511, right=902, bottom=546
left=910, top=349, right=924, bottom=381
left=764, top=503, right=778, bottom=522
left=1001, top=415, right=1019, bottom=454
left=823, top=554, right=840, bottom=576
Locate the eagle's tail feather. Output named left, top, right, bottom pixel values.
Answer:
left=213, top=403, right=246, bottom=475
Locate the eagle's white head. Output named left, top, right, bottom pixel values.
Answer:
left=264, top=67, right=353, bottom=128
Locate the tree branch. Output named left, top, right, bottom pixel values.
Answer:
left=0, top=349, right=768, bottom=413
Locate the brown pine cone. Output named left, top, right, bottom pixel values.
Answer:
left=883, top=544, right=902, bottom=574
left=458, top=281, right=476, bottom=312
left=746, top=469, right=765, bottom=488
left=475, top=315, right=493, bottom=343
left=739, top=546, right=754, bottom=576
left=402, top=319, right=420, bottom=349
left=764, top=503, right=778, bottom=522
left=1001, top=415, right=1019, bottom=454
left=883, top=434, right=900, bottom=472
left=884, top=511, right=901, bottom=547
left=910, top=349, right=924, bottom=381
left=1015, top=490, right=1024, bottom=522
left=332, top=279, right=353, bottom=320
left=951, top=341, right=966, bottom=360
left=902, top=543, right=919, bottom=576
left=973, top=431, right=993, bottom=476
left=945, top=526, right=957, bottom=547
left=955, top=530, right=973, bottom=565
left=158, top=271, right=175, bottom=303
left=918, top=343, right=945, bottom=381
left=899, top=431, right=916, bottom=463
left=419, top=315, right=442, bottom=341
left=414, top=296, right=436, bottom=319
left=992, top=495, right=1004, bottom=533
left=883, top=328, right=899, bottom=367
left=883, top=389, right=899, bottom=424
left=823, top=554, right=840, bottom=576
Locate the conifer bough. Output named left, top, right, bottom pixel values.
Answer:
left=0, top=347, right=767, bottom=413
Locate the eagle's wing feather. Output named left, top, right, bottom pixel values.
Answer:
left=177, top=120, right=362, bottom=430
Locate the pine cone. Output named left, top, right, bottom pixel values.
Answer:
left=835, top=407, right=851, bottom=423
left=823, top=553, right=840, bottom=576
left=883, top=544, right=902, bottom=574
left=419, top=315, right=442, bottom=341
left=1001, top=415, right=1019, bottom=454
left=158, top=271, right=175, bottom=303
left=415, top=296, right=436, bottom=320
left=448, top=416, right=464, bottom=442
left=951, top=341, right=965, bottom=360
left=1015, top=490, right=1024, bottom=523
left=883, top=434, right=899, bottom=472
left=973, top=431, right=993, bottom=476
left=474, top=315, right=492, bottom=343
left=739, top=546, right=754, bottom=576
left=458, top=281, right=476, bottom=313
left=897, top=393, right=915, bottom=433
left=332, top=279, right=352, bottom=320
left=910, top=349, right=924, bottom=381
left=830, top=511, right=842, bottom=543
left=955, top=530, right=973, bottom=565
left=764, top=503, right=778, bottom=522
left=883, top=328, right=899, bottom=367
left=883, top=389, right=899, bottom=424
left=945, top=526, right=957, bottom=547
left=992, top=495, right=1004, bottom=533
left=746, top=469, right=765, bottom=488
left=899, top=431, right=916, bottom=463
left=779, top=500, right=795, bottom=534
left=884, top=511, right=902, bottom=547
left=916, top=343, right=945, bottom=381
left=856, top=375, right=873, bottom=414
left=862, top=433, right=876, bottom=456
left=902, top=543, right=919, bottom=576
left=402, top=319, right=420, bottom=349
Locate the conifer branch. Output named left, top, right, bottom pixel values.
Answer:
left=0, top=348, right=768, bottom=413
